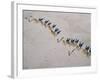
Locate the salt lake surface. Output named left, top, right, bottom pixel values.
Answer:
left=23, top=10, right=91, bottom=69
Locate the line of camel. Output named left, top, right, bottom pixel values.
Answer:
left=25, top=16, right=91, bottom=57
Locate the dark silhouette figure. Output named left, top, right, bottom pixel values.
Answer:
left=66, top=38, right=70, bottom=43
left=86, top=48, right=91, bottom=56
left=54, top=28, right=59, bottom=32
left=79, top=42, right=84, bottom=48
left=71, top=39, right=74, bottom=43
left=48, top=22, right=52, bottom=25
left=75, top=39, right=79, bottom=43
left=52, top=24, right=56, bottom=28
left=57, top=30, right=61, bottom=35
left=89, top=49, right=91, bottom=53
left=39, top=18, right=44, bottom=21
left=45, top=20, right=49, bottom=24
left=85, top=46, right=90, bottom=51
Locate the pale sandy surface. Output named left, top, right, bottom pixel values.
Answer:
left=23, top=10, right=91, bottom=69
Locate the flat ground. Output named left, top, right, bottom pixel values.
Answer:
left=23, top=10, right=91, bottom=69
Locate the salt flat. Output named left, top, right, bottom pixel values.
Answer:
left=23, top=10, right=91, bottom=69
